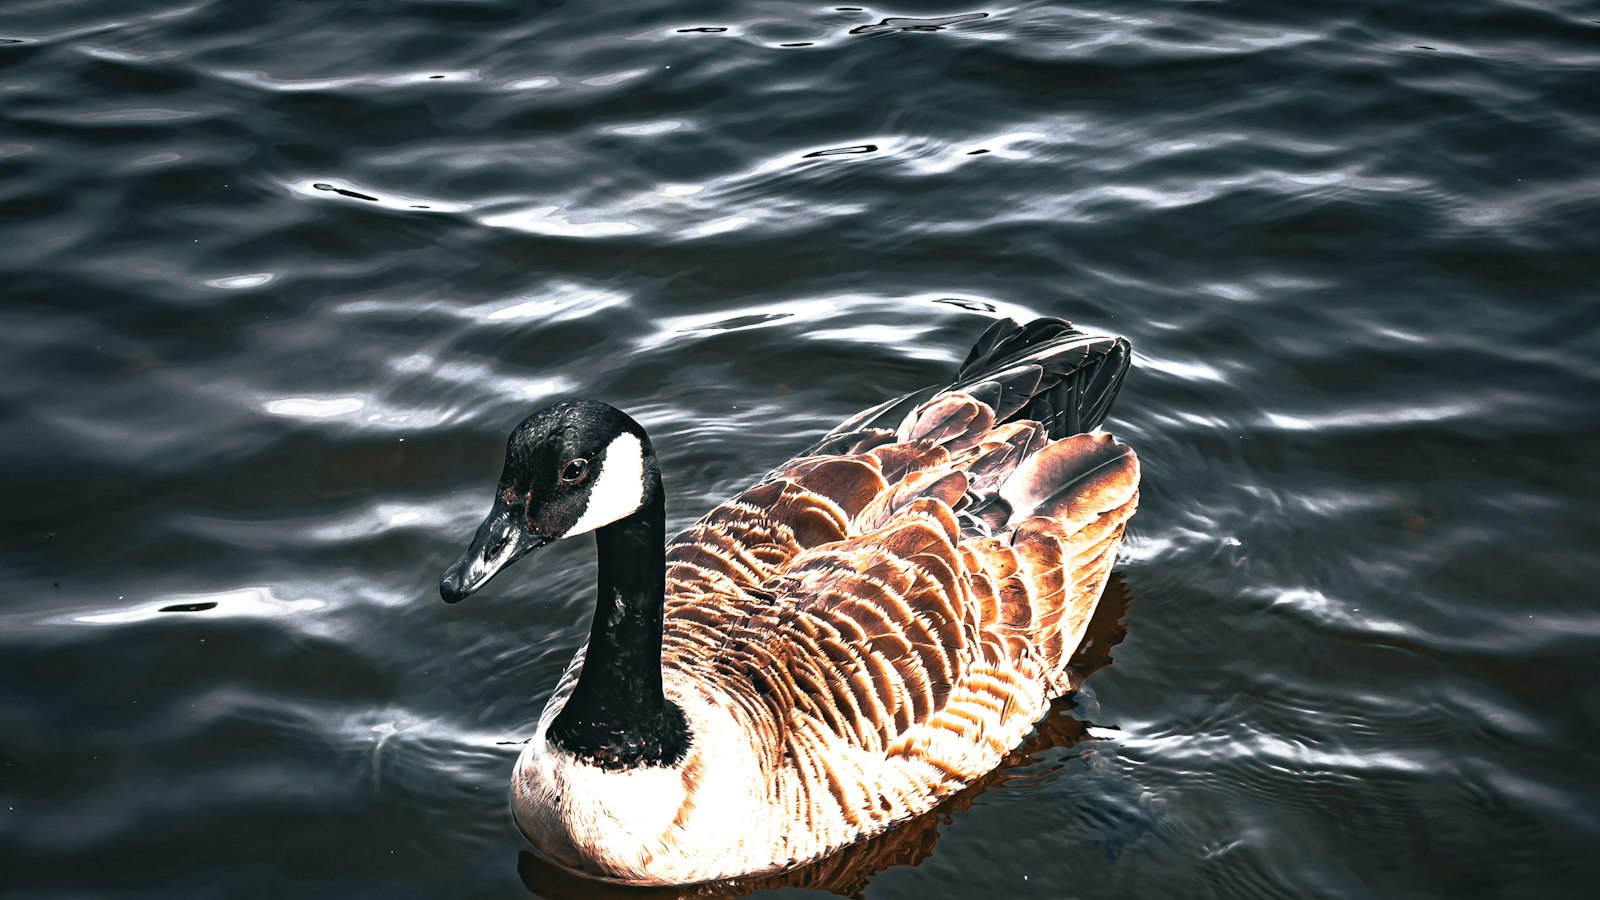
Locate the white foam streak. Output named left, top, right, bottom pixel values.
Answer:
left=205, top=273, right=274, bottom=290
left=468, top=282, right=629, bottom=324
left=263, top=397, right=365, bottom=419
left=1259, top=400, right=1482, bottom=432
left=1135, top=351, right=1229, bottom=383
left=478, top=205, right=640, bottom=237
left=210, top=68, right=483, bottom=91
left=56, top=587, right=324, bottom=626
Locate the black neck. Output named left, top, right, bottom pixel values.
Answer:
left=546, top=465, right=688, bottom=769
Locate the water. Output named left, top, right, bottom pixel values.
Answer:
left=3, top=0, right=1598, bottom=896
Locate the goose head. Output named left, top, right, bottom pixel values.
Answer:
left=439, top=399, right=656, bottom=603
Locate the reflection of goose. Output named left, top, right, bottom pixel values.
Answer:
left=515, top=573, right=1136, bottom=900
left=440, top=317, right=1140, bottom=885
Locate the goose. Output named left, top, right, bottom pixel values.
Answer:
left=439, top=316, right=1140, bottom=886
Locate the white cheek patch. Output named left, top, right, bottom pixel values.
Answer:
left=563, top=431, right=646, bottom=538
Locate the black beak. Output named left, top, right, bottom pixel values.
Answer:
left=439, top=501, right=547, bottom=603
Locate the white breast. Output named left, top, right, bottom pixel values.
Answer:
left=512, top=673, right=768, bottom=884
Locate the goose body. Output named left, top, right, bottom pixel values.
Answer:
left=440, top=317, right=1140, bottom=885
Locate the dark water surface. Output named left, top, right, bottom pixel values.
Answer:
left=3, top=0, right=1599, bottom=897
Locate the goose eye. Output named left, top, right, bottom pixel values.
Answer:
left=560, top=458, right=589, bottom=484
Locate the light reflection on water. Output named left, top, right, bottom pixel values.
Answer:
left=1, top=0, right=1598, bottom=897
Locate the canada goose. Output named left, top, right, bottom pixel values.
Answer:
left=439, top=316, right=1140, bottom=885
left=514, top=575, right=1134, bottom=899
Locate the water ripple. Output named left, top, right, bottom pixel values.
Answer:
left=3, top=0, right=1598, bottom=895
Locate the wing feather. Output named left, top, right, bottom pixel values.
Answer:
left=657, top=317, right=1139, bottom=843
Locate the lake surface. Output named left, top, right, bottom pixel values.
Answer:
left=3, top=1, right=1598, bottom=897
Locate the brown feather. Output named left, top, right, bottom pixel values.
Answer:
left=642, top=323, right=1139, bottom=880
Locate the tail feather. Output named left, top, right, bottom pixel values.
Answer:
left=956, top=317, right=1084, bottom=381
left=953, top=317, right=1131, bottom=438
left=814, top=316, right=1131, bottom=452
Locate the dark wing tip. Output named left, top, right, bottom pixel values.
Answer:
left=957, top=319, right=1131, bottom=437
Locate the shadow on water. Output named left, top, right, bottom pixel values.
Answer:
left=516, top=573, right=1137, bottom=900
